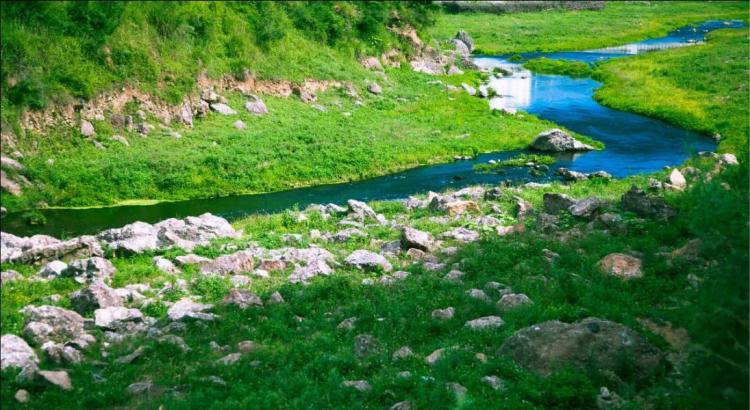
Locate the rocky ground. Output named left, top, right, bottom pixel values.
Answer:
left=0, top=148, right=742, bottom=408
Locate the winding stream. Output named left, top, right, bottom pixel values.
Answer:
left=2, top=20, right=743, bottom=238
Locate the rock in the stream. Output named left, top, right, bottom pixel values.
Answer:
left=168, top=298, right=216, bottom=321
left=530, top=129, right=593, bottom=152
left=1, top=334, right=39, bottom=373
left=222, top=288, right=262, bottom=309
left=346, top=250, right=392, bottom=272
left=401, top=227, right=435, bottom=252
left=498, top=317, right=664, bottom=381
left=598, top=253, right=643, bottom=280
left=621, top=186, right=676, bottom=220
left=70, top=281, right=123, bottom=314
left=200, top=250, right=254, bottom=275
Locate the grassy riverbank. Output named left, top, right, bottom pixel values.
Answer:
left=593, top=29, right=749, bottom=154
left=1, top=157, right=746, bottom=409
left=430, top=1, right=748, bottom=54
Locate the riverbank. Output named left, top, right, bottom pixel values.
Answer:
left=1, top=152, right=746, bottom=408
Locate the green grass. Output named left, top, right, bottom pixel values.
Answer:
left=593, top=29, right=749, bottom=154
left=2, top=158, right=746, bottom=409
left=2, top=68, right=570, bottom=211
left=523, top=58, right=593, bottom=78
left=429, top=1, right=748, bottom=54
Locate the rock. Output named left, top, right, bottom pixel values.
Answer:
left=267, top=291, right=285, bottom=304
left=621, top=186, right=676, bottom=220
left=21, top=305, right=87, bottom=345
left=62, top=257, right=116, bottom=283
left=167, top=298, right=216, bottom=321
left=542, top=249, right=560, bottom=263
left=80, top=120, right=95, bottom=137
left=38, top=260, right=69, bottom=278
left=1, top=233, right=103, bottom=265
left=442, top=227, right=479, bottom=243
left=432, top=198, right=480, bottom=216
left=329, top=228, right=367, bottom=242
left=368, top=83, right=382, bottom=95
left=153, top=256, right=181, bottom=274
left=444, top=269, right=464, bottom=281
left=201, top=88, right=226, bottom=103
left=116, top=345, right=148, bottom=364
left=337, top=317, right=358, bottom=330
left=447, top=64, right=464, bottom=75
left=556, top=167, right=589, bottom=181
left=233, top=120, right=246, bottom=129
left=497, top=293, right=533, bottom=311
left=14, top=389, right=29, bottom=403
left=590, top=170, right=613, bottom=180
left=360, top=56, right=383, bottom=71
left=543, top=193, right=576, bottom=214
left=127, top=381, right=158, bottom=396
left=175, top=254, right=212, bottom=266
left=0, top=156, right=23, bottom=171
left=667, top=169, right=686, bottom=190
left=455, top=30, right=474, bottom=52
left=390, top=401, right=412, bottom=410
left=425, top=348, right=445, bottom=365
left=134, top=122, right=152, bottom=135
left=432, top=307, right=455, bottom=320
left=177, top=102, right=193, bottom=127
left=596, top=386, right=624, bottom=409
left=466, top=288, right=491, bottom=302
left=515, top=196, right=533, bottom=219
left=719, top=153, right=739, bottom=165
left=465, top=316, right=504, bottom=330
left=478, top=84, right=489, bottom=98
left=663, top=238, right=702, bottom=262
left=211, top=103, right=236, bottom=115
left=347, top=199, right=385, bottom=224
left=244, top=96, right=268, bottom=115
left=110, top=134, right=129, bottom=146
left=217, top=352, right=242, bottom=365
left=570, top=197, right=605, bottom=218
left=1, top=269, right=21, bottom=285
left=354, top=334, right=379, bottom=358
left=200, top=250, right=254, bottom=275
left=342, top=380, right=372, bottom=392
left=159, top=335, right=191, bottom=353
left=222, top=288, right=262, bottom=309
left=1, top=334, right=39, bottom=373
left=401, top=227, right=435, bottom=252
left=346, top=250, right=392, bottom=272
left=498, top=317, right=664, bottom=381
left=94, top=306, right=144, bottom=330
left=38, top=370, right=72, bottom=390
left=446, top=382, right=467, bottom=397
left=40, top=342, right=81, bottom=365
left=452, top=39, right=470, bottom=57
left=70, top=281, right=123, bottom=314
left=598, top=253, right=643, bottom=280
left=392, top=346, right=414, bottom=360
left=530, top=129, right=593, bottom=152
left=481, top=375, right=505, bottom=391
left=461, top=83, right=477, bottom=96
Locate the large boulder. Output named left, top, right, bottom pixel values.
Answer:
left=1, top=232, right=102, bottom=265
left=346, top=250, right=392, bottom=272
left=529, top=129, right=593, bottom=152
left=543, top=193, right=576, bottom=214
left=621, top=186, right=676, bottom=220
left=1, top=334, right=39, bottom=373
left=70, top=281, right=123, bottom=314
left=200, top=250, right=254, bottom=275
left=401, top=227, right=435, bottom=252
left=94, top=306, right=145, bottom=330
left=498, top=318, right=664, bottom=382
left=21, top=305, right=88, bottom=346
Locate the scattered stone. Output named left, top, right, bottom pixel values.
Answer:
left=1, top=232, right=103, bottom=265
left=465, top=316, right=504, bottom=330
left=62, top=257, right=116, bottom=284
left=425, top=348, right=445, bottom=365
left=70, top=281, right=123, bottom=314
left=175, top=254, right=212, bottom=266
left=447, top=65, right=464, bottom=75
left=442, top=227, right=479, bottom=243
left=498, top=317, right=664, bottom=381
left=200, top=250, right=254, bottom=275
left=444, top=269, right=465, bottom=281
left=719, top=153, right=739, bottom=165
left=116, top=345, right=148, bottom=364
left=1, top=269, right=21, bottom=285
left=621, top=186, right=676, bottom=220
left=337, top=317, right=358, bottom=330
left=497, top=293, right=533, bottom=311
left=210, top=103, right=236, bottom=115
left=329, top=228, right=367, bottom=242
left=556, top=167, right=589, bottom=181
left=482, top=375, right=505, bottom=391
left=515, top=196, right=533, bottom=219
left=368, top=83, right=382, bottom=95
left=14, top=389, right=29, bottom=403
left=392, top=346, right=414, bottom=360
left=401, top=227, right=435, bottom=252
left=244, top=96, right=268, bottom=115
left=1, top=334, right=39, bottom=373
left=543, top=193, right=576, bottom=214
left=542, top=249, right=560, bottom=263
left=80, top=120, right=95, bottom=137
left=466, top=288, right=491, bottom=302
left=110, top=134, right=129, bottom=146
left=530, top=129, right=593, bottom=151
left=153, top=256, right=181, bottom=274
left=94, top=306, right=144, bottom=330
left=390, top=401, right=412, bottom=410
left=446, top=382, right=467, bottom=397
left=217, top=352, right=242, bottom=365
left=38, top=260, right=68, bottom=278
left=667, top=168, right=687, bottom=190
left=237, top=340, right=257, bottom=354
left=360, top=56, right=383, bottom=71
left=222, top=288, right=262, bottom=309
left=167, top=298, right=216, bottom=321
left=267, top=291, right=285, bottom=304
left=432, top=307, right=455, bottom=320
left=38, top=370, right=72, bottom=390
left=596, top=386, right=624, bottom=409
left=455, top=30, right=474, bottom=52
left=21, top=305, right=87, bottom=346
left=346, top=250, right=392, bottom=272
left=342, top=380, right=372, bottom=392
left=598, top=253, right=643, bottom=280
left=233, top=120, right=246, bottom=129
left=354, top=334, right=379, bottom=358
left=461, top=83, right=477, bottom=96
left=570, top=197, right=605, bottom=218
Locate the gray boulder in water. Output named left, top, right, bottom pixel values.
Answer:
left=498, top=317, right=664, bottom=382
left=529, top=129, right=593, bottom=152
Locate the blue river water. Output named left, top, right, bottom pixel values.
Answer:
left=1, top=20, right=744, bottom=237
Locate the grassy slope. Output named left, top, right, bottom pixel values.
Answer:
left=1, top=159, right=746, bottom=409
left=429, top=1, right=748, bottom=54
left=5, top=70, right=571, bottom=210
left=593, top=29, right=749, bottom=154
